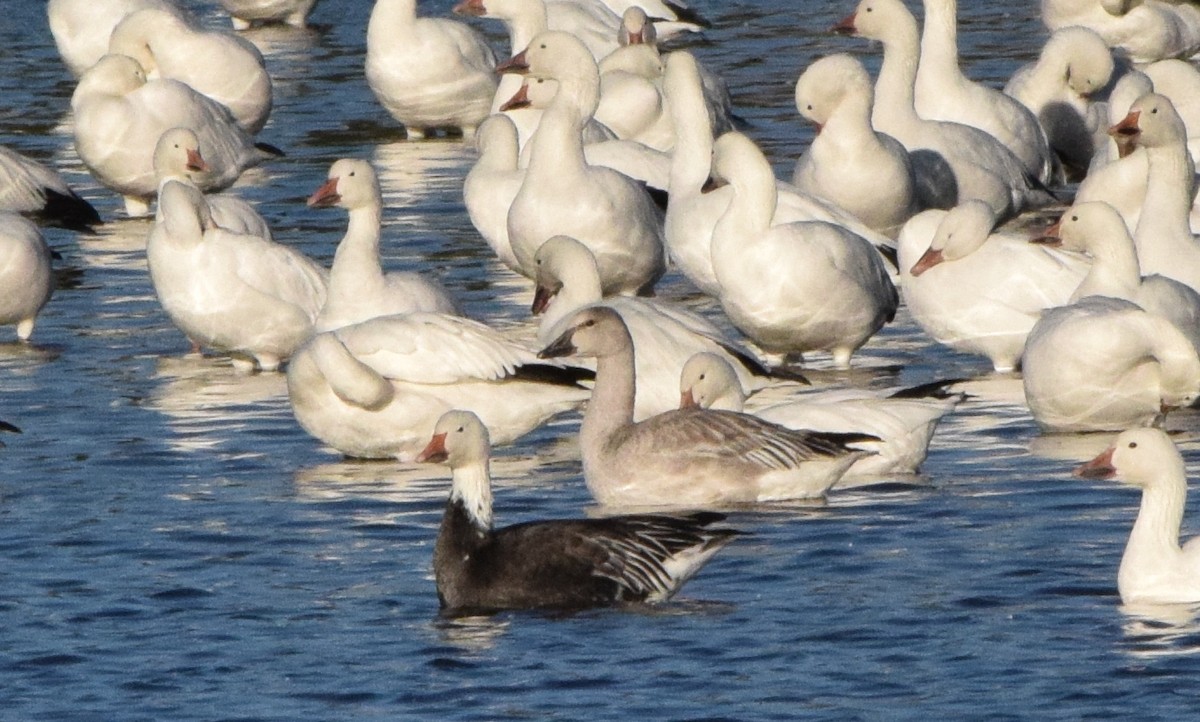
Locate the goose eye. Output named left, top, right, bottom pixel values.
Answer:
left=1151, top=108, right=1158, bottom=114
left=806, top=104, right=813, bottom=111
left=583, top=319, right=595, bottom=328
left=540, top=43, right=546, bottom=49
left=1071, top=215, right=1077, bottom=222
left=348, top=171, right=356, bottom=176
left=1129, top=442, right=1138, bottom=448
left=699, top=373, right=706, bottom=380
left=457, top=426, right=464, bottom=433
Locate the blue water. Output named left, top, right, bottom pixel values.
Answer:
left=4, top=0, right=1200, bottom=719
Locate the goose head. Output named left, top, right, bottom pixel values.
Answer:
left=704, top=131, right=769, bottom=194
left=307, top=158, right=380, bottom=211
left=531, top=235, right=601, bottom=315
left=910, top=200, right=996, bottom=277
left=498, top=30, right=595, bottom=86
left=537, top=306, right=631, bottom=360
left=679, top=352, right=745, bottom=411
left=1117, top=92, right=1187, bottom=152
left=1047, top=201, right=1128, bottom=254
left=153, top=127, right=209, bottom=182
left=832, top=0, right=911, bottom=42
left=73, top=54, right=148, bottom=107
left=1050, top=27, right=1113, bottom=99
left=1074, top=427, right=1185, bottom=491
left=618, top=6, right=656, bottom=46
left=794, top=53, right=871, bottom=130
left=417, top=409, right=492, bottom=469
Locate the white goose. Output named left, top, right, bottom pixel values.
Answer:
left=366, top=0, right=497, bottom=139
left=0, top=213, right=54, bottom=342
left=792, top=53, right=918, bottom=239
left=913, top=0, right=1058, bottom=184
left=1022, top=295, right=1200, bottom=432
left=286, top=312, right=592, bottom=460
left=679, top=352, right=962, bottom=480
left=147, top=181, right=327, bottom=371
left=0, top=145, right=101, bottom=231
left=532, top=236, right=801, bottom=420
left=71, top=54, right=279, bottom=217
left=1042, top=0, right=1200, bottom=64
left=108, top=7, right=273, bottom=133
left=708, top=131, right=898, bottom=369
left=538, top=307, right=874, bottom=507
left=898, top=200, right=1090, bottom=373
left=498, top=31, right=666, bottom=296
left=46, top=0, right=185, bottom=78
left=597, top=0, right=708, bottom=39
left=834, top=0, right=1052, bottom=220
left=1075, top=427, right=1200, bottom=606
left=463, top=114, right=525, bottom=274
left=307, top=158, right=459, bottom=333
left=217, top=0, right=318, bottom=29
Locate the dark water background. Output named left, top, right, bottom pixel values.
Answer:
left=4, top=0, right=1200, bottom=719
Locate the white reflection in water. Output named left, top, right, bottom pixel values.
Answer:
left=1121, top=602, right=1200, bottom=659
left=433, top=614, right=512, bottom=653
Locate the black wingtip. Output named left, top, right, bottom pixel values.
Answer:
left=0, top=420, right=22, bottom=434
left=40, top=188, right=102, bottom=232
left=888, top=378, right=969, bottom=400
left=876, top=243, right=899, bottom=271
left=664, top=0, right=711, bottom=28
left=255, top=142, right=286, bottom=158
left=511, top=363, right=595, bottom=388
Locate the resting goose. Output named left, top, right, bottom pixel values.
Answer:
left=147, top=181, right=327, bottom=371
left=597, top=0, right=708, bottom=39
left=899, top=200, right=1090, bottom=373
left=71, top=54, right=279, bottom=217
left=679, top=352, right=962, bottom=480
left=463, top=115, right=525, bottom=273
left=366, top=0, right=497, bottom=139
left=46, top=0, right=185, bottom=78
left=217, top=0, right=318, bottom=29
left=307, top=158, right=459, bottom=332
left=1075, top=427, right=1200, bottom=606
left=417, top=409, right=738, bottom=614
left=1042, top=0, right=1200, bottom=64
left=708, top=132, right=898, bottom=369
left=0, top=213, right=54, bottom=341
left=0, top=145, right=101, bottom=232
left=538, top=307, right=874, bottom=507
left=286, top=312, right=592, bottom=460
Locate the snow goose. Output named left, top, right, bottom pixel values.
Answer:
left=463, top=115, right=525, bottom=273
left=286, top=312, right=592, bottom=460
left=0, top=145, right=101, bottom=231
left=497, top=31, right=666, bottom=296
left=833, top=0, right=1053, bottom=220
left=1022, top=295, right=1200, bottom=432
left=147, top=181, right=327, bottom=371
left=307, top=158, right=459, bottom=332
left=366, top=0, right=497, bottom=139
left=0, top=213, right=54, bottom=341
left=913, top=0, right=1058, bottom=184
left=217, top=0, right=318, bottom=29
left=46, top=0, right=185, bottom=78
left=537, top=307, right=874, bottom=507
left=1043, top=0, right=1200, bottom=64
left=899, top=200, right=1090, bottom=373
left=792, top=53, right=918, bottom=239
left=679, top=352, right=962, bottom=480
left=1004, top=26, right=1115, bottom=179
left=1075, top=427, right=1200, bottom=605
left=417, top=409, right=738, bottom=614
left=152, top=127, right=271, bottom=239
left=597, top=0, right=708, bottom=40
left=1042, top=200, right=1200, bottom=355
left=532, top=236, right=803, bottom=420
left=108, top=7, right=272, bottom=134
left=707, top=131, right=898, bottom=369
left=71, top=54, right=279, bottom=217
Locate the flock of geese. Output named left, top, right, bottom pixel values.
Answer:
left=5, top=0, right=1200, bottom=614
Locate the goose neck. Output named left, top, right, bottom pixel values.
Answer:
left=526, top=105, right=589, bottom=178
left=331, top=203, right=385, bottom=285
left=1126, top=480, right=1187, bottom=562
left=919, top=0, right=960, bottom=78
left=1075, top=232, right=1142, bottom=301
left=873, top=21, right=921, bottom=129
left=450, top=462, right=494, bottom=531
left=1135, top=144, right=1196, bottom=242
left=368, top=0, right=416, bottom=42
left=580, top=344, right=637, bottom=459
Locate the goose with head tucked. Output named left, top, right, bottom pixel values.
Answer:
left=707, top=131, right=898, bottom=369
left=217, top=0, right=318, bottom=29
left=497, top=30, right=666, bottom=296
left=1043, top=0, right=1200, bottom=64
left=71, top=54, right=279, bottom=217
left=463, top=115, right=526, bottom=274
left=899, top=200, right=1090, bottom=373
left=307, top=158, right=459, bottom=333
left=108, top=7, right=272, bottom=134
left=679, top=352, right=962, bottom=481
left=0, top=213, right=54, bottom=342
left=538, top=307, right=875, bottom=507
left=597, top=0, right=709, bottom=40
left=47, top=0, right=185, bottom=78
left=147, top=181, right=327, bottom=372
left=0, top=145, right=101, bottom=232
left=417, top=409, right=738, bottom=614
left=286, top=312, right=592, bottom=460
left=366, top=0, right=497, bottom=139
left=532, top=236, right=803, bottom=420
left=1075, top=427, right=1200, bottom=606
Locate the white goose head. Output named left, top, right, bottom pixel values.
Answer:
left=1075, top=427, right=1186, bottom=492
left=152, top=127, right=208, bottom=182
left=307, top=158, right=380, bottom=212
left=909, top=200, right=997, bottom=277
left=679, top=352, right=744, bottom=411
left=794, top=53, right=871, bottom=129
left=531, top=235, right=601, bottom=315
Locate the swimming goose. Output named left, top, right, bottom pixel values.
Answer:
left=71, top=54, right=279, bottom=217
left=0, top=213, right=54, bottom=341
left=1043, top=0, right=1200, bottom=64
left=833, top=0, right=1053, bottom=220
left=913, top=0, right=1058, bottom=184
left=1075, top=427, right=1200, bottom=605
left=417, top=409, right=738, bottom=614
left=307, top=158, right=459, bottom=332
left=47, top=0, right=185, bottom=78
left=899, top=200, right=1090, bottom=373
left=147, top=181, right=327, bottom=371
left=679, top=352, right=962, bottom=480
left=108, top=7, right=273, bottom=133
left=366, top=0, right=497, bottom=139
left=217, top=0, right=318, bottom=29
left=532, top=235, right=801, bottom=420
left=792, top=53, right=918, bottom=238
left=498, top=30, right=666, bottom=296
left=286, top=312, right=592, bottom=460
left=538, top=307, right=874, bottom=507
left=0, top=145, right=101, bottom=232
left=1022, top=295, right=1200, bottom=432
left=708, top=132, right=898, bottom=369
